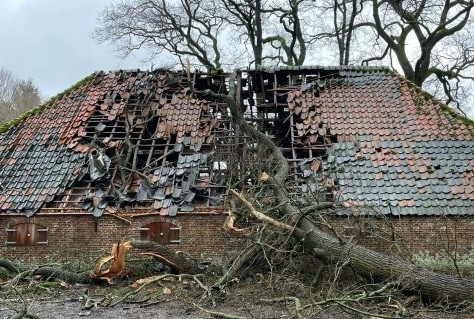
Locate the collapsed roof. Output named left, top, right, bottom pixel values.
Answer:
left=0, top=66, right=473, bottom=217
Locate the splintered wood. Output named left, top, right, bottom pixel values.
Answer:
left=93, top=241, right=131, bottom=283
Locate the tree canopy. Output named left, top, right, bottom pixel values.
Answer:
left=94, top=0, right=474, bottom=117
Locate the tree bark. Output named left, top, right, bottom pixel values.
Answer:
left=32, top=267, right=94, bottom=283
left=0, top=258, right=93, bottom=284
left=212, top=243, right=262, bottom=289
left=0, top=240, right=205, bottom=286
left=295, top=217, right=474, bottom=302
left=228, top=188, right=474, bottom=302
left=130, top=240, right=205, bottom=275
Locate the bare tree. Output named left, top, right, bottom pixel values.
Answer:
left=0, top=67, right=41, bottom=124
left=332, top=0, right=361, bottom=65
left=259, top=0, right=309, bottom=66
left=219, top=0, right=266, bottom=67
left=93, top=0, right=474, bottom=116
left=0, top=67, right=16, bottom=108
left=356, top=0, right=474, bottom=115
left=314, top=0, right=366, bottom=65
left=93, top=0, right=226, bottom=71
left=93, top=0, right=319, bottom=68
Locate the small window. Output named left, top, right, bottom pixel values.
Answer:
left=139, top=222, right=180, bottom=244
left=6, top=223, right=48, bottom=246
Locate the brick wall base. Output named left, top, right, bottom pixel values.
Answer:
left=0, top=212, right=244, bottom=265
left=1, top=212, right=473, bottom=266
left=327, top=214, right=474, bottom=259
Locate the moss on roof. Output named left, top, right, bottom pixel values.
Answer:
left=391, top=71, right=474, bottom=135
left=439, top=105, right=474, bottom=129
left=0, top=72, right=98, bottom=134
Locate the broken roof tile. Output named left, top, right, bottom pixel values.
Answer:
left=1, top=67, right=473, bottom=217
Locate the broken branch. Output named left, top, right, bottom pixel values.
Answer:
left=229, top=189, right=294, bottom=232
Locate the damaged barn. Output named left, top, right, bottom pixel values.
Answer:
left=0, top=66, right=473, bottom=266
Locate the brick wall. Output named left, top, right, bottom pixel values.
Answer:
left=0, top=212, right=244, bottom=264
left=1, top=212, right=473, bottom=265
left=327, top=215, right=474, bottom=258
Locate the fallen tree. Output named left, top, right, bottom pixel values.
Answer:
left=0, top=257, right=93, bottom=285
left=0, top=239, right=205, bottom=287
left=197, top=70, right=474, bottom=303
left=130, top=240, right=205, bottom=275
left=230, top=188, right=474, bottom=302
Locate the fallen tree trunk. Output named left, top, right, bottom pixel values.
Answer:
left=129, top=239, right=205, bottom=275
left=204, top=73, right=474, bottom=303
left=296, top=217, right=474, bottom=302
left=212, top=244, right=262, bottom=289
left=229, top=189, right=474, bottom=302
left=94, top=241, right=132, bottom=281
left=32, top=266, right=93, bottom=283
left=0, top=240, right=204, bottom=285
left=0, top=257, right=93, bottom=284
left=0, top=258, right=26, bottom=273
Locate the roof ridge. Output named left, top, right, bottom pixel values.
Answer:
left=254, top=65, right=391, bottom=73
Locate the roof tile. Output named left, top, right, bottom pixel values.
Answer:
left=1, top=67, right=473, bottom=217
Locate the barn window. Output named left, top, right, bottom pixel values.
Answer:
left=139, top=222, right=181, bottom=244
left=6, top=223, right=48, bottom=246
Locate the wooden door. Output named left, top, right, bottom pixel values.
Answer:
left=6, top=223, right=48, bottom=246
left=140, top=222, right=180, bottom=244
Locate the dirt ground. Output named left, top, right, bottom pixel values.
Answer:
left=2, top=281, right=474, bottom=319
left=0, top=280, right=300, bottom=319
left=2, top=270, right=474, bottom=319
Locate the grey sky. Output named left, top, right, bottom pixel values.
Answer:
left=0, top=0, right=148, bottom=99
left=1, top=1, right=473, bottom=119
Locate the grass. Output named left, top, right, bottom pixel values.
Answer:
left=412, top=250, right=474, bottom=276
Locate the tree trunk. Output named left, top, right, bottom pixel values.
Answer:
left=0, top=240, right=204, bottom=286
left=130, top=240, right=204, bottom=274
left=296, top=217, right=474, bottom=302
left=0, top=258, right=93, bottom=284
left=33, top=266, right=94, bottom=283
left=207, top=71, right=474, bottom=303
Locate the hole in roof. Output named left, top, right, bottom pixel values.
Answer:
left=375, top=147, right=382, bottom=152
left=145, top=117, right=159, bottom=138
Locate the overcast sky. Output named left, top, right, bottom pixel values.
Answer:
left=0, top=0, right=149, bottom=99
